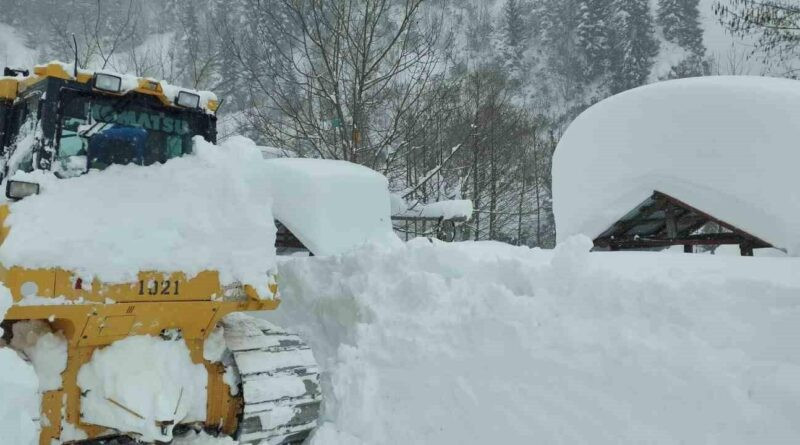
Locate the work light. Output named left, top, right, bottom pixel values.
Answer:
left=6, top=180, right=40, bottom=200
left=94, top=73, right=122, bottom=93
left=176, top=91, right=201, bottom=109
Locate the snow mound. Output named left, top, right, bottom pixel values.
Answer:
left=0, top=283, right=39, bottom=444
left=396, top=199, right=474, bottom=220
left=553, top=76, right=800, bottom=254
left=10, top=320, right=67, bottom=391
left=0, top=348, right=39, bottom=444
left=77, top=335, right=207, bottom=442
left=0, top=23, right=38, bottom=69
left=173, top=430, right=238, bottom=445
left=1, top=138, right=277, bottom=292
left=266, top=239, right=800, bottom=444
left=263, top=158, right=399, bottom=256
left=203, top=325, right=226, bottom=362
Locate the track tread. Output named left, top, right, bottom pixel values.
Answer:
left=222, top=314, right=321, bottom=445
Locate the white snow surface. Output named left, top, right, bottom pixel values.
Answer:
left=203, top=325, right=226, bottom=362
left=554, top=76, right=800, bottom=254
left=10, top=320, right=67, bottom=392
left=399, top=199, right=474, bottom=219
left=0, top=23, right=38, bottom=69
left=173, top=430, right=238, bottom=445
left=266, top=236, right=800, bottom=444
left=263, top=158, right=400, bottom=256
left=0, top=137, right=278, bottom=293
left=0, top=284, right=39, bottom=445
left=77, top=335, right=207, bottom=443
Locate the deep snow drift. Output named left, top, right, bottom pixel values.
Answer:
left=266, top=238, right=800, bottom=444
left=553, top=76, right=800, bottom=254
left=262, top=158, right=399, bottom=256
left=77, top=336, right=208, bottom=442
left=0, top=284, right=39, bottom=444
left=1, top=137, right=278, bottom=292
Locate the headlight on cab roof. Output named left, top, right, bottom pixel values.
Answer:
left=93, top=73, right=122, bottom=93
left=176, top=90, right=200, bottom=109
left=6, top=180, right=40, bottom=200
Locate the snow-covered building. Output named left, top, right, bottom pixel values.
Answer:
left=553, top=76, right=800, bottom=256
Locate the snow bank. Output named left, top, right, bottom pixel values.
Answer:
left=262, top=158, right=399, bottom=256
left=0, top=348, right=39, bottom=444
left=398, top=199, right=473, bottom=219
left=219, top=135, right=295, bottom=160
left=553, top=76, right=800, bottom=254
left=173, top=430, right=238, bottom=445
left=10, top=321, right=67, bottom=391
left=266, top=239, right=800, bottom=444
left=0, top=23, right=38, bottom=69
left=0, top=284, right=39, bottom=444
left=1, top=138, right=277, bottom=292
left=77, top=336, right=207, bottom=442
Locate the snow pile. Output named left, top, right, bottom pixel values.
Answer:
left=1, top=137, right=277, bottom=292
left=0, top=348, right=39, bottom=444
left=397, top=199, right=473, bottom=219
left=0, top=284, right=40, bottom=444
left=203, top=325, right=226, bottom=362
left=219, top=135, right=295, bottom=160
left=553, top=76, right=800, bottom=254
left=77, top=335, right=207, bottom=442
left=10, top=321, right=67, bottom=391
left=173, top=430, right=238, bottom=445
left=0, top=23, right=38, bottom=69
left=268, top=238, right=800, bottom=444
left=262, top=158, right=399, bottom=256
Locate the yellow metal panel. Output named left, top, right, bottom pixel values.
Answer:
left=32, top=62, right=91, bottom=83
left=95, top=315, right=135, bottom=337
left=1, top=266, right=56, bottom=302
left=134, top=78, right=172, bottom=107
left=0, top=204, right=10, bottom=243
left=54, top=268, right=226, bottom=304
left=0, top=78, right=18, bottom=100
left=39, top=390, right=62, bottom=445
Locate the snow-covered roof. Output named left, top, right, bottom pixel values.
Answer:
left=262, top=158, right=400, bottom=256
left=553, top=76, right=800, bottom=255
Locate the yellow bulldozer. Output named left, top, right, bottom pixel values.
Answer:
left=0, top=63, right=322, bottom=444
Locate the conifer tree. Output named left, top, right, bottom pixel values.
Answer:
left=657, top=0, right=708, bottom=78
left=657, top=0, right=704, bottom=54
left=610, top=0, right=659, bottom=93
left=576, top=0, right=614, bottom=81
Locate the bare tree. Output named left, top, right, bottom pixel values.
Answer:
left=714, top=0, right=800, bottom=75
left=221, top=0, right=443, bottom=170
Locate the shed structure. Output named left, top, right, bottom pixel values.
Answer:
left=592, top=191, right=773, bottom=256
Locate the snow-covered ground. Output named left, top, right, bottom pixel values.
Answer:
left=264, top=237, right=800, bottom=444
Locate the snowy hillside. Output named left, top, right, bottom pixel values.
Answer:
left=266, top=238, right=800, bottom=444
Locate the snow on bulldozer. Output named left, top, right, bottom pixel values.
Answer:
left=0, top=62, right=397, bottom=444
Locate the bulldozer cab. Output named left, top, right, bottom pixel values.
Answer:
left=0, top=63, right=217, bottom=181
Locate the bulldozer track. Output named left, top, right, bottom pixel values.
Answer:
left=223, top=314, right=322, bottom=445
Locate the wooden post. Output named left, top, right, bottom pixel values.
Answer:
left=666, top=207, right=679, bottom=239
